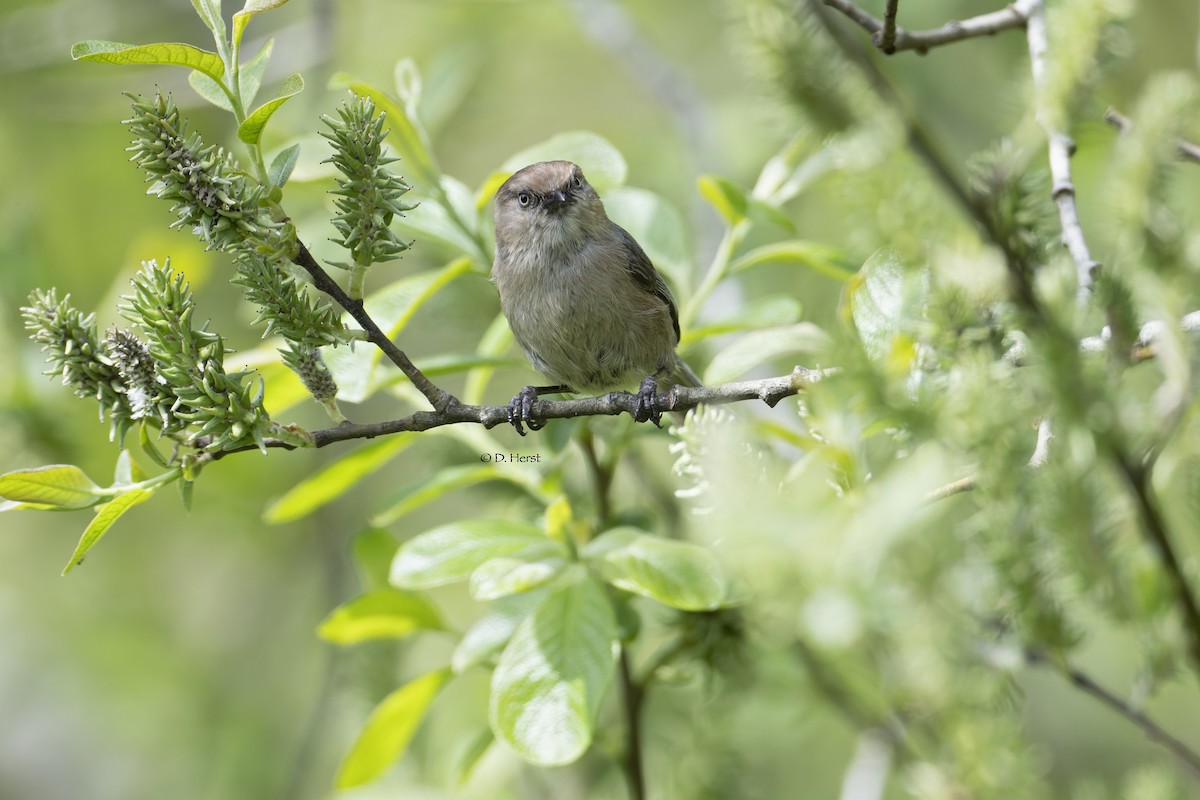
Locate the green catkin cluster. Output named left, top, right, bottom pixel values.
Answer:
left=321, top=95, right=415, bottom=281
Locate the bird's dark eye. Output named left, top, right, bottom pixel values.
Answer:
left=571, top=175, right=583, bottom=189
left=517, top=192, right=532, bottom=207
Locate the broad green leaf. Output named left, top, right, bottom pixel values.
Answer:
left=413, top=353, right=519, bottom=378
left=583, top=527, right=732, bottom=611
left=1, top=500, right=58, bottom=513
left=477, top=131, right=627, bottom=207
left=703, top=323, right=831, bottom=384
left=188, top=70, right=233, bottom=111
left=238, top=72, right=304, bottom=145
left=317, top=588, right=445, bottom=644
left=682, top=296, right=803, bottom=346
left=470, top=553, right=568, bottom=601
left=453, top=728, right=494, bottom=786
left=353, top=528, right=400, bottom=590
left=489, top=573, right=618, bottom=766
left=697, top=175, right=748, bottom=224
left=603, top=187, right=691, bottom=297
left=391, top=519, right=549, bottom=590
left=71, top=41, right=225, bottom=84
left=112, top=450, right=146, bottom=487
left=336, top=667, right=451, bottom=789
left=323, top=258, right=474, bottom=402
left=371, top=464, right=542, bottom=527
left=233, top=0, right=290, bottom=46
left=63, top=489, right=154, bottom=574
left=139, top=424, right=170, bottom=469
left=452, top=589, right=551, bottom=674
left=263, top=435, right=414, bottom=524
left=393, top=177, right=484, bottom=259
left=191, top=0, right=225, bottom=38
left=730, top=240, right=855, bottom=282
left=846, top=250, right=928, bottom=364
left=267, top=142, right=300, bottom=188
left=0, top=465, right=104, bottom=509
left=331, top=74, right=440, bottom=190
left=237, top=37, right=274, bottom=108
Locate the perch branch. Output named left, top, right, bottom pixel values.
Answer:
left=823, top=0, right=1037, bottom=55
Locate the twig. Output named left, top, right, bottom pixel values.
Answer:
left=618, top=650, right=647, bottom=800
left=1025, top=0, right=1100, bottom=299
left=923, top=418, right=1052, bottom=504
left=1023, top=647, right=1200, bottom=778
left=823, top=0, right=1037, bottom=55
left=1106, top=107, right=1200, bottom=165
left=290, top=242, right=457, bottom=414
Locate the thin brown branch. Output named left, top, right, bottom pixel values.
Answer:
left=1025, top=0, right=1099, bottom=299
left=1024, top=647, right=1200, bottom=779
left=619, top=649, right=647, bottom=800
left=1105, top=107, right=1200, bottom=164
left=823, top=0, right=1037, bottom=55
left=290, top=242, right=457, bottom=414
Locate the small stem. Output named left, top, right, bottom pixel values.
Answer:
left=619, top=649, right=647, bottom=800
left=878, top=0, right=900, bottom=53
left=683, top=219, right=751, bottom=328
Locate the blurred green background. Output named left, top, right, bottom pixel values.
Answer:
left=2, top=1, right=1199, bottom=798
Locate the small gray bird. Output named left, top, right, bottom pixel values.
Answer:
left=492, top=160, right=700, bottom=434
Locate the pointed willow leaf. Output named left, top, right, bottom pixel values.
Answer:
left=703, top=323, right=831, bottom=384
left=263, top=435, right=414, bottom=524
left=582, top=527, right=732, bottom=611
left=453, top=728, right=495, bottom=786
left=238, top=72, right=304, bottom=145
left=238, top=37, right=274, bottom=108
left=190, top=0, right=225, bottom=37
left=317, top=588, right=445, bottom=644
left=267, top=142, right=300, bottom=189
left=62, top=489, right=154, bottom=574
left=846, top=249, right=929, bottom=363
left=392, top=175, right=486, bottom=260
left=730, top=240, right=855, bottom=282
left=0, top=465, right=104, bottom=509
left=353, top=528, right=400, bottom=591
left=697, top=175, right=748, bottom=224
left=682, top=296, right=803, bottom=345
left=469, top=553, right=568, bottom=601
left=71, top=41, right=225, bottom=84
left=391, top=519, right=548, bottom=590
left=336, top=667, right=451, bottom=789
left=233, top=0, right=290, bottom=47
left=452, top=589, right=550, bottom=674
left=371, top=464, right=541, bottom=528
left=112, top=450, right=146, bottom=487
left=489, top=573, right=618, bottom=766
left=188, top=70, right=234, bottom=111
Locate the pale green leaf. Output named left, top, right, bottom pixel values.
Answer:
left=353, top=528, right=400, bottom=591
left=267, top=142, right=301, bottom=188
left=371, top=464, right=542, bottom=527
left=393, top=176, right=484, bottom=259
left=489, top=573, right=618, bottom=766
left=188, top=70, right=233, bottom=111
left=112, top=450, right=146, bottom=487
left=71, top=41, right=225, bottom=84
left=0, top=465, right=104, bottom=509
left=63, top=489, right=154, bottom=574
left=469, top=552, right=568, bottom=601
left=190, top=0, right=225, bottom=37
left=697, top=175, right=748, bottom=224
left=583, top=527, right=733, bottom=611
left=238, top=72, right=303, bottom=145
left=453, top=728, right=494, bottom=785
left=232, top=0, right=290, bottom=47
left=452, top=590, right=550, bottom=674
left=238, top=37, right=274, bottom=107
left=391, top=519, right=548, bottom=590
left=263, top=435, right=414, bottom=524
left=476, top=131, right=627, bottom=207
left=703, top=323, right=831, bottom=384
left=603, top=187, right=691, bottom=297
left=846, top=249, right=929, bottom=363
left=682, top=296, right=803, bottom=345
left=729, top=240, right=855, bottom=282
left=317, top=588, right=445, bottom=644
left=336, top=667, right=451, bottom=788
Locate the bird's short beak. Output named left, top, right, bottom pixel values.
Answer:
left=543, top=189, right=569, bottom=210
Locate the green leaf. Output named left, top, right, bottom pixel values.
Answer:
left=583, top=527, right=732, bottom=611
left=233, top=0, right=291, bottom=46
left=323, top=258, right=474, bottom=403
left=697, top=175, right=748, bottom=224
left=188, top=70, right=234, bottom=111
left=452, top=590, right=550, bottom=674
left=62, top=489, right=154, bottom=574
left=603, top=187, right=691, bottom=297
left=0, top=465, right=104, bottom=509
left=371, top=464, right=542, bottom=528
left=393, top=178, right=482, bottom=258
left=112, top=450, right=146, bottom=487
left=411, top=353, right=520, bottom=378
left=682, top=296, right=803, bottom=346
left=846, top=249, right=928, bottom=364
left=1, top=500, right=59, bottom=513
left=353, top=528, right=400, bottom=591
left=453, top=728, right=495, bottom=786
left=317, top=588, right=445, bottom=644
left=238, top=37, right=274, bottom=108
left=267, top=142, right=300, bottom=189
left=703, top=323, right=831, bottom=384
left=139, top=424, right=170, bottom=469
left=238, top=72, right=304, bottom=145
left=336, top=667, right=451, bottom=789
left=391, top=519, right=549, bottom=590
left=477, top=132, right=627, bottom=207
left=470, top=552, right=568, bottom=601
left=729, top=240, right=855, bottom=282
left=331, top=74, right=440, bottom=190
left=489, top=573, right=618, bottom=766
left=191, top=0, right=225, bottom=38
left=264, top=435, right=414, bottom=524
left=71, top=41, right=225, bottom=84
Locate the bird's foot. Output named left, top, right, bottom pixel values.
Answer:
left=633, top=376, right=663, bottom=427
left=507, top=385, right=547, bottom=436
